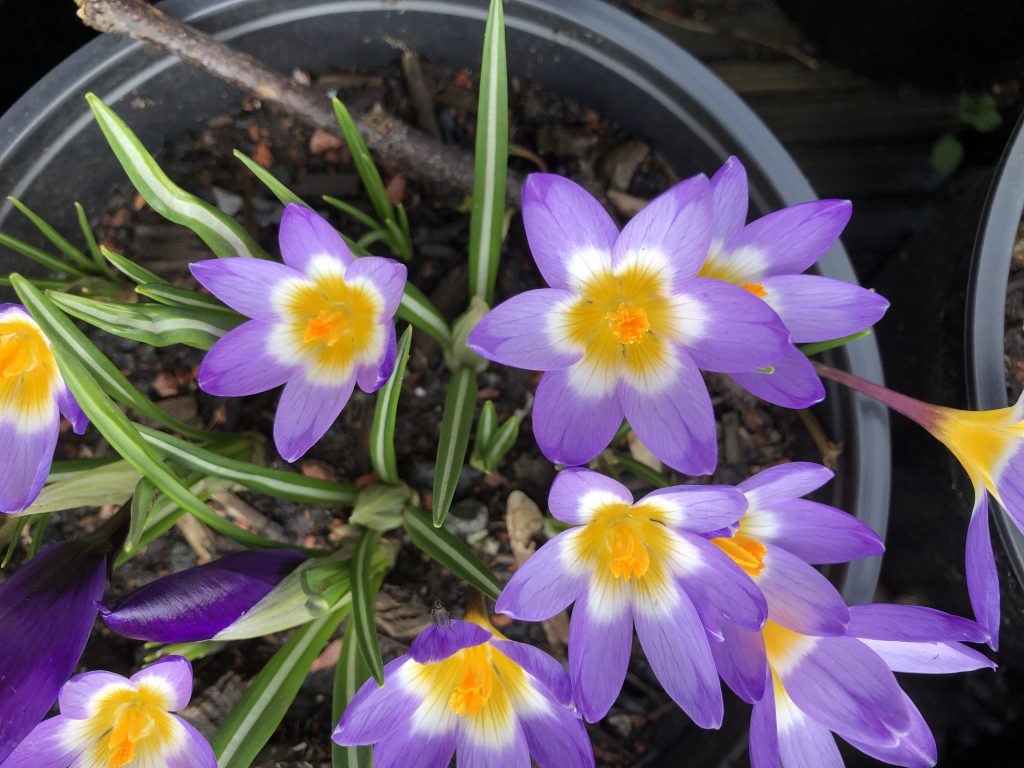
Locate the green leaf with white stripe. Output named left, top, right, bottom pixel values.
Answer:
left=332, top=619, right=373, bottom=768
left=233, top=150, right=307, bottom=206
left=397, top=283, right=451, bottom=348
left=134, top=424, right=359, bottom=506
left=213, top=607, right=348, bottom=768
left=127, top=477, right=159, bottom=551
left=482, top=414, right=519, bottom=472
left=74, top=202, right=113, bottom=277
left=0, top=231, right=85, bottom=277
left=100, top=245, right=167, bottom=286
left=432, top=366, right=478, bottom=526
left=135, top=282, right=233, bottom=311
left=467, top=0, right=508, bottom=303
left=10, top=273, right=207, bottom=440
left=86, top=94, right=268, bottom=260
left=369, top=327, right=412, bottom=483
left=18, top=460, right=140, bottom=516
left=403, top=506, right=501, bottom=599
left=47, top=291, right=241, bottom=350
left=350, top=528, right=385, bottom=684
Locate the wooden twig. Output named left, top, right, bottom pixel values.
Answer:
left=75, top=0, right=523, bottom=199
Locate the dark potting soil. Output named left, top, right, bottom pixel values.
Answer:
left=1004, top=218, right=1024, bottom=402
left=34, top=57, right=842, bottom=767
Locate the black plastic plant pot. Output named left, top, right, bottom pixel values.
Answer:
left=0, top=1, right=888, bottom=599
left=968, top=112, right=1024, bottom=589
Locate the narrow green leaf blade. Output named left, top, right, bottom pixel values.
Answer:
left=127, top=477, right=159, bottom=551
left=0, top=231, right=83, bottom=276
left=482, top=415, right=519, bottom=471
left=467, top=0, right=509, bottom=303
left=233, top=150, right=307, bottom=206
left=350, top=529, right=385, bottom=684
left=7, top=197, right=92, bottom=271
left=11, top=274, right=207, bottom=439
left=432, top=366, right=478, bottom=526
left=18, top=460, right=140, bottom=516
left=86, top=94, right=268, bottom=260
left=332, top=99, right=396, bottom=232
left=799, top=329, right=872, bottom=357
left=101, top=245, right=167, bottom=286
left=213, top=608, right=347, bottom=768
left=135, top=424, right=359, bottom=506
left=74, top=202, right=109, bottom=274
left=332, top=619, right=373, bottom=768
left=403, top=506, right=501, bottom=599
left=369, top=327, right=412, bottom=483
left=397, top=282, right=451, bottom=347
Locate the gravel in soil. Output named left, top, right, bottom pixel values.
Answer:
left=26, top=55, right=843, bottom=767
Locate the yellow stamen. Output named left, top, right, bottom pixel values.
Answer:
left=712, top=533, right=767, bottom=577
left=303, top=308, right=348, bottom=347
left=608, top=524, right=650, bottom=580
left=106, top=702, right=155, bottom=767
left=448, top=645, right=493, bottom=716
left=0, top=330, right=42, bottom=378
left=742, top=282, right=767, bottom=298
left=605, top=302, right=650, bottom=345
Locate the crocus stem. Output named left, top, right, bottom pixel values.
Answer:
left=813, top=361, right=940, bottom=429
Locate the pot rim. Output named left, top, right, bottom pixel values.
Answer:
left=0, top=0, right=889, bottom=602
left=967, top=111, right=1024, bottom=582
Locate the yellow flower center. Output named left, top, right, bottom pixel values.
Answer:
left=742, top=282, right=767, bottom=298
left=106, top=701, right=156, bottom=767
left=0, top=315, right=59, bottom=424
left=82, top=685, right=178, bottom=768
left=303, top=308, right=349, bottom=347
left=609, top=524, right=651, bottom=580
left=448, top=645, right=494, bottom=716
left=712, top=533, right=767, bottom=577
left=934, top=406, right=1024, bottom=499
left=573, top=501, right=676, bottom=584
left=605, top=302, right=651, bottom=345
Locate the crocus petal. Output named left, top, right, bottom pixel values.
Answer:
left=722, top=199, right=852, bottom=280
left=640, top=485, right=747, bottom=532
left=344, top=255, right=407, bottom=318
left=611, top=174, right=713, bottom=284
left=165, top=716, right=218, bottom=768
left=197, top=320, right=295, bottom=397
left=334, top=658, right=419, bottom=744
left=860, top=638, right=995, bottom=674
left=131, top=656, right=194, bottom=711
left=548, top=467, right=633, bottom=525
left=0, top=716, right=77, bottom=768
left=491, top=639, right=574, bottom=707
left=675, top=531, right=767, bottom=632
left=278, top=204, right=354, bottom=272
left=775, top=690, right=844, bottom=768
left=496, top=532, right=586, bottom=622
left=190, top=258, right=298, bottom=319
left=780, top=635, right=909, bottom=746
left=994, top=444, right=1024, bottom=532
left=760, top=274, right=889, bottom=343
left=100, top=550, right=305, bottom=643
left=408, top=620, right=490, bottom=664
left=457, top=720, right=530, bottom=768
left=741, top=498, right=884, bottom=565
left=965, top=491, right=1000, bottom=650
left=0, top=415, right=58, bottom=513
left=709, top=156, right=749, bottom=244
left=372, top=727, right=457, bottom=768
left=356, top=321, right=397, bottom=393
left=618, top=350, right=717, bottom=475
left=846, top=604, right=990, bottom=644
left=521, top=173, right=618, bottom=292
left=676, top=278, right=790, bottom=373
left=757, top=543, right=848, bottom=635
left=569, top=586, right=633, bottom=722
left=58, top=670, right=129, bottom=718
left=273, top=372, right=356, bottom=462
left=709, top=623, right=767, bottom=704
left=633, top=582, right=723, bottom=728
left=56, top=385, right=88, bottom=435
left=842, top=692, right=937, bottom=768
left=467, top=289, right=582, bottom=370
left=738, top=462, right=834, bottom=506
left=0, top=540, right=107, bottom=763
left=729, top=345, right=826, bottom=409
left=534, top=367, right=623, bottom=467
left=749, top=678, right=781, bottom=768
left=519, top=702, right=595, bottom=768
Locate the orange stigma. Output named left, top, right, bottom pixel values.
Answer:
left=606, top=303, right=650, bottom=344
left=448, top=645, right=493, bottom=716
left=712, top=533, right=767, bottom=577
left=608, top=525, right=650, bottom=580
left=106, top=703, right=154, bottom=767
left=742, top=282, right=767, bottom=299
left=303, top=308, right=347, bottom=347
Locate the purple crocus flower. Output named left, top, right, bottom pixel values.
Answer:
left=100, top=549, right=306, bottom=643
left=333, top=614, right=594, bottom=768
left=0, top=539, right=108, bottom=762
left=0, top=656, right=216, bottom=768
left=700, top=157, right=889, bottom=408
left=495, top=468, right=767, bottom=725
left=191, top=205, right=407, bottom=462
left=467, top=173, right=790, bottom=474
left=739, top=605, right=992, bottom=768
left=0, top=303, right=88, bottom=512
